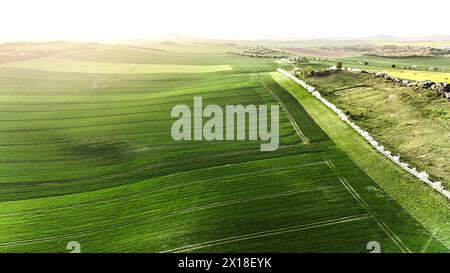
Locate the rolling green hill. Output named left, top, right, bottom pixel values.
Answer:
left=0, top=44, right=447, bottom=252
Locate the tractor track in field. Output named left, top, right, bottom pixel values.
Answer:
left=259, top=77, right=310, bottom=146
left=338, top=177, right=410, bottom=253
left=0, top=185, right=337, bottom=248
left=161, top=214, right=371, bottom=253
left=0, top=144, right=313, bottom=189
left=0, top=159, right=331, bottom=217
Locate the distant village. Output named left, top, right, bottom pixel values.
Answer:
left=317, top=44, right=450, bottom=58
left=366, top=45, right=450, bottom=58
left=228, top=45, right=290, bottom=58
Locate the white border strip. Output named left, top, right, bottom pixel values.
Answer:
left=277, top=68, right=450, bottom=200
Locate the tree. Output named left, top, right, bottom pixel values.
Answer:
left=336, top=62, right=343, bottom=70
left=301, top=67, right=315, bottom=78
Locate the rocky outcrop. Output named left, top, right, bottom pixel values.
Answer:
left=364, top=70, right=450, bottom=99
left=297, top=65, right=450, bottom=100
left=436, top=82, right=450, bottom=98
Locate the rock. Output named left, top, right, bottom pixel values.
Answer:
left=421, top=80, right=435, bottom=89
left=436, top=82, right=450, bottom=99
left=437, top=82, right=450, bottom=93
left=375, top=72, right=387, bottom=78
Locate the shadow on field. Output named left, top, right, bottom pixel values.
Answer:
left=67, top=138, right=135, bottom=165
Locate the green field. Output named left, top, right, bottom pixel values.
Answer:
left=340, top=55, right=450, bottom=82
left=0, top=44, right=448, bottom=252
left=290, top=51, right=450, bottom=82
left=342, top=55, right=450, bottom=72
left=0, top=57, right=233, bottom=74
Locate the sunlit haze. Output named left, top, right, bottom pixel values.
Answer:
left=1, top=0, right=449, bottom=42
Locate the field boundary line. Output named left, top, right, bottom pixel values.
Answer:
left=259, top=77, right=310, bottom=146
left=338, top=177, right=410, bottom=253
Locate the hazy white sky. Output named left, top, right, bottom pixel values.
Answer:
left=1, top=0, right=448, bottom=42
